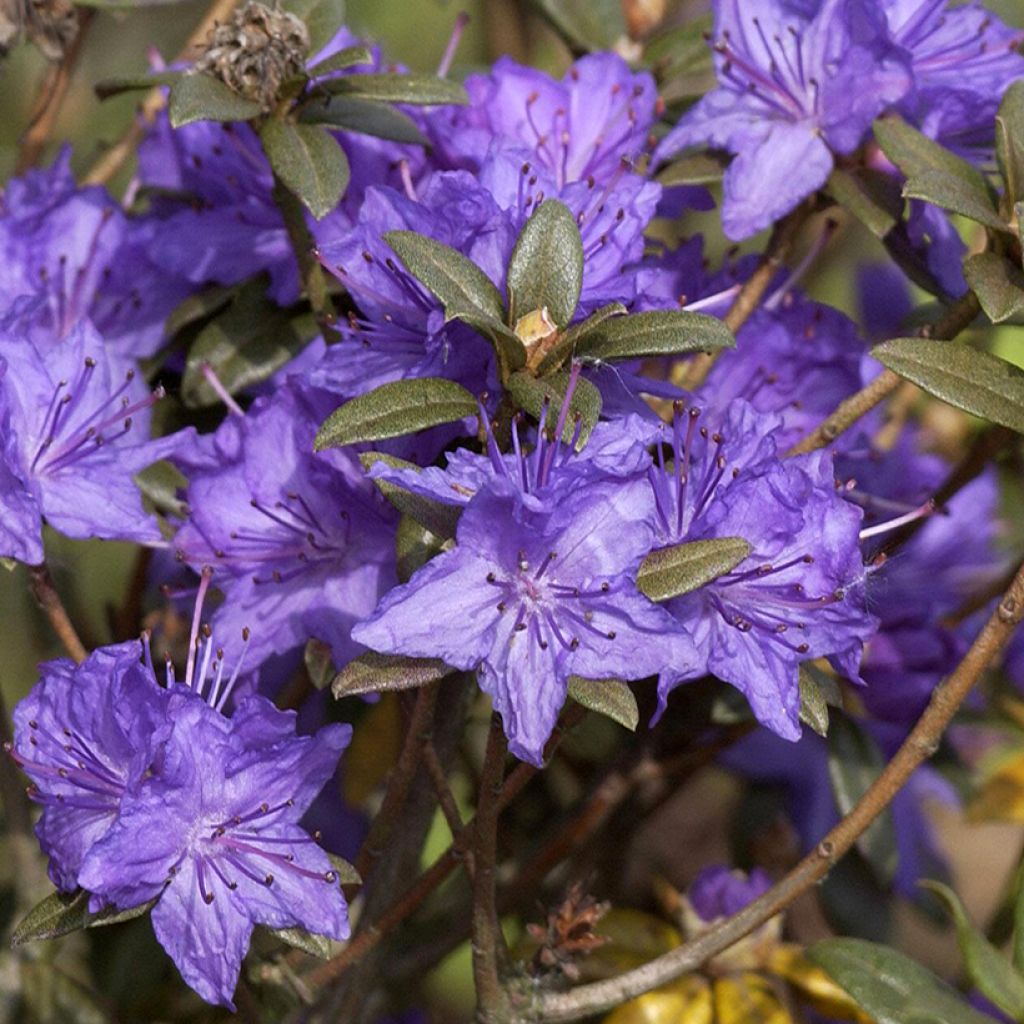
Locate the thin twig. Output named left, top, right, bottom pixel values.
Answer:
left=16, top=9, right=96, bottom=173
left=28, top=563, right=87, bottom=664
left=472, top=715, right=511, bottom=1023
left=528, top=562, right=1024, bottom=1023
left=82, top=0, right=240, bottom=187
left=680, top=206, right=812, bottom=390
left=787, top=290, right=981, bottom=456
left=423, top=739, right=472, bottom=869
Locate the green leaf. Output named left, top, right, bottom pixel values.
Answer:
left=903, top=169, right=1008, bottom=232
left=809, top=938, right=996, bottom=1024
left=798, top=665, right=832, bottom=737
left=535, top=301, right=627, bottom=375
left=164, top=281, right=235, bottom=339
left=167, top=74, right=262, bottom=128
left=135, top=460, right=188, bottom=518
left=921, top=880, right=1024, bottom=1021
left=874, top=115, right=994, bottom=201
left=268, top=926, right=333, bottom=959
left=643, top=14, right=714, bottom=102
left=873, top=337, right=1024, bottom=434
left=305, top=44, right=373, bottom=78
left=576, top=309, right=735, bottom=362
left=964, top=252, right=1024, bottom=324
left=281, top=0, right=345, bottom=53
left=95, top=70, right=181, bottom=100
left=827, top=167, right=902, bottom=238
left=328, top=853, right=362, bottom=886
left=181, top=280, right=318, bottom=407
left=656, top=152, right=726, bottom=187
left=531, top=0, right=626, bottom=51
left=507, top=199, right=584, bottom=328
left=826, top=712, right=897, bottom=883
left=567, top=677, right=638, bottom=731
left=331, top=651, right=449, bottom=699
left=304, top=639, right=335, bottom=690
left=325, top=73, right=468, bottom=106
left=506, top=369, right=602, bottom=448
left=997, top=80, right=1024, bottom=206
left=384, top=230, right=506, bottom=323
left=12, top=889, right=157, bottom=946
left=395, top=513, right=445, bottom=583
left=359, top=452, right=462, bottom=539
left=637, top=537, right=751, bottom=603
left=260, top=121, right=350, bottom=220
left=300, top=96, right=428, bottom=145
left=315, top=377, right=478, bottom=449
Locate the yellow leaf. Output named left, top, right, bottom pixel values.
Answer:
left=604, top=976, right=712, bottom=1024
left=712, top=973, right=792, bottom=1024
left=968, top=753, right=1024, bottom=822
left=768, top=945, right=875, bottom=1022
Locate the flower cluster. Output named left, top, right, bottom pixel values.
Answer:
left=0, top=0, right=1021, bottom=1016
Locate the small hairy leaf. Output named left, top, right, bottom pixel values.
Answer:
left=903, top=170, right=1007, bottom=232
left=798, top=665, right=833, bottom=737
left=304, top=639, right=335, bottom=690
left=168, top=74, right=262, bottom=128
left=506, top=369, right=602, bottom=448
left=281, top=0, right=345, bottom=52
left=827, top=167, right=902, bottom=238
left=873, top=338, right=1024, bottom=434
left=261, top=121, right=350, bottom=220
left=331, top=651, right=450, bottom=699
left=300, top=96, right=428, bottom=145
left=964, top=252, right=1024, bottom=324
left=656, top=152, right=726, bottom=187
left=268, top=926, right=333, bottom=959
left=576, top=309, right=735, bottom=362
left=12, top=889, right=157, bottom=946
left=637, top=537, right=751, bottom=603
left=809, top=938, right=995, bottom=1024
left=535, top=302, right=627, bottom=375
left=921, top=880, right=1024, bottom=1021
left=95, top=70, right=181, bottom=100
left=997, top=80, right=1024, bottom=206
left=532, top=0, right=626, bottom=51
left=325, top=73, right=468, bottom=105
left=359, top=452, right=462, bottom=539
left=568, top=677, right=638, bottom=731
left=314, top=377, right=478, bottom=449
left=305, top=44, right=373, bottom=78
left=507, top=199, right=584, bottom=328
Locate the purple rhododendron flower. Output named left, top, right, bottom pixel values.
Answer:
left=353, top=477, right=690, bottom=766
left=657, top=0, right=911, bottom=238
left=173, top=385, right=396, bottom=670
left=0, top=149, right=191, bottom=358
left=8, top=642, right=168, bottom=891
left=688, top=865, right=772, bottom=922
left=0, top=320, right=186, bottom=564
left=642, top=399, right=876, bottom=739
left=78, top=690, right=350, bottom=1008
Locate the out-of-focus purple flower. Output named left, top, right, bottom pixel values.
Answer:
left=0, top=149, right=190, bottom=357
left=0, top=320, right=186, bottom=564
left=688, top=865, right=772, bottom=922
left=8, top=642, right=168, bottom=891
left=645, top=400, right=876, bottom=739
left=173, top=385, right=396, bottom=671
left=855, top=263, right=912, bottom=340
left=697, top=294, right=866, bottom=450
left=656, top=0, right=911, bottom=239
left=353, top=478, right=689, bottom=766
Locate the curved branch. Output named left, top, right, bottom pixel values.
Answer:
left=28, top=563, right=87, bottom=664
left=530, top=561, right=1024, bottom=1023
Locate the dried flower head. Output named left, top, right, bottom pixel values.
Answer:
left=192, top=0, right=309, bottom=111
left=0, top=0, right=78, bottom=61
left=528, top=882, right=610, bottom=981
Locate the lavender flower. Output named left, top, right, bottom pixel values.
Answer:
left=657, top=0, right=911, bottom=238
left=688, top=865, right=772, bottom=922
left=353, top=477, right=689, bottom=766
left=643, top=399, right=876, bottom=739
left=8, top=642, right=168, bottom=891
left=0, top=320, right=185, bottom=565
left=173, top=385, right=396, bottom=670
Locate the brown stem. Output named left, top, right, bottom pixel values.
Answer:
left=16, top=9, right=96, bottom=173
left=680, top=206, right=811, bottom=390
left=353, top=683, right=439, bottom=881
left=472, top=716, right=511, bottom=1022
left=28, top=563, right=87, bottom=664
left=82, top=0, right=240, bottom=187
left=787, top=290, right=981, bottom=456
left=423, top=740, right=472, bottom=872
left=307, top=704, right=586, bottom=990
left=529, top=562, right=1024, bottom=1023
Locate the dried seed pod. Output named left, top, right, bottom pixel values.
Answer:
left=0, top=0, right=78, bottom=62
